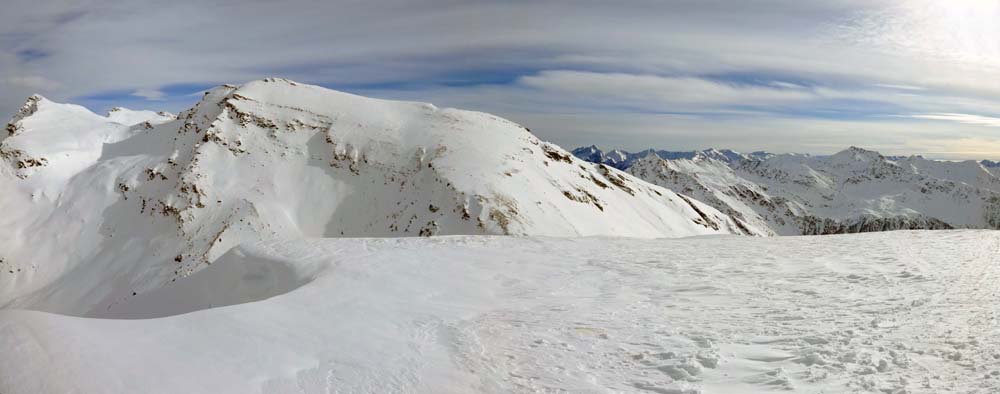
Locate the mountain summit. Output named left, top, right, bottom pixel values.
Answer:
left=0, top=78, right=759, bottom=316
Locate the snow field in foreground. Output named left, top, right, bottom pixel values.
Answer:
left=2, top=230, right=999, bottom=393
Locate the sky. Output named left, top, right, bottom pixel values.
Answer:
left=3, top=0, right=1000, bottom=159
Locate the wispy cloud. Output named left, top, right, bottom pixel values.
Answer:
left=873, top=83, right=925, bottom=91
left=912, top=113, right=1000, bottom=128
left=2, top=0, right=1000, bottom=158
left=131, top=88, right=166, bottom=101
left=518, top=71, right=815, bottom=108
left=5, top=76, right=60, bottom=90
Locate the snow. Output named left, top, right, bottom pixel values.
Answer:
left=105, top=107, right=175, bottom=126
left=629, top=154, right=782, bottom=236
left=3, top=231, right=999, bottom=393
left=622, top=146, right=1000, bottom=235
left=570, top=146, right=756, bottom=169
left=3, top=80, right=996, bottom=394
left=0, top=79, right=755, bottom=317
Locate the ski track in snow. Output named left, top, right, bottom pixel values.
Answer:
left=2, top=230, right=1000, bottom=393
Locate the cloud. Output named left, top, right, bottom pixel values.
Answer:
left=2, top=0, right=1000, bottom=158
left=838, top=0, right=1000, bottom=72
left=508, top=112, right=1000, bottom=160
left=518, top=71, right=815, bottom=109
left=15, top=48, right=48, bottom=62
left=911, top=113, right=1000, bottom=128
left=873, top=83, right=925, bottom=91
left=5, top=75, right=60, bottom=90
left=131, top=88, right=165, bottom=101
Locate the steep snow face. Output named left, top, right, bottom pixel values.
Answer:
left=628, top=155, right=788, bottom=236
left=624, top=146, right=1000, bottom=235
left=0, top=79, right=754, bottom=316
left=3, top=231, right=998, bottom=393
left=0, top=97, right=178, bottom=315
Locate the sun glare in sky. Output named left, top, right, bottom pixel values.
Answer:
left=858, top=0, right=1000, bottom=70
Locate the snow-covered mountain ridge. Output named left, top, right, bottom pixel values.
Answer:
left=574, top=144, right=1000, bottom=172
left=571, top=145, right=773, bottom=169
left=0, top=78, right=760, bottom=316
left=575, top=145, right=1000, bottom=235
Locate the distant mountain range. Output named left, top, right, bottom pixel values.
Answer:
left=574, top=145, right=1000, bottom=235
left=573, top=145, right=1000, bottom=170
left=571, top=145, right=773, bottom=169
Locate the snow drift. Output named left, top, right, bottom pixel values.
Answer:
left=0, top=78, right=758, bottom=316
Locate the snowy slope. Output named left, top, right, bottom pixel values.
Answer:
left=0, top=79, right=757, bottom=316
left=1, top=95, right=174, bottom=181
left=628, top=154, right=788, bottom=236
left=3, top=231, right=998, bottom=393
left=616, top=147, right=1000, bottom=235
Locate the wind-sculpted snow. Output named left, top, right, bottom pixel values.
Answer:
left=2, top=232, right=999, bottom=393
left=98, top=241, right=329, bottom=319
left=621, top=146, right=1000, bottom=235
left=0, top=78, right=756, bottom=317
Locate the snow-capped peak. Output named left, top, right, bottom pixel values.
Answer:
left=5, top=94, right=48, bottom=137
left=10, top=94, right=45, bottom=122
left=693, top=148, right=747, bottom=163
left=0, top=78, right=758, bottom=316
left=1, top=94, right=176, bottom=181
left=573, top=144, right=602, bottom=155
left=105, top=107, right=175, bottom=126
left=611, top=144, right=1000, bottom=235
left=829, top=146, right=885, bottom=164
